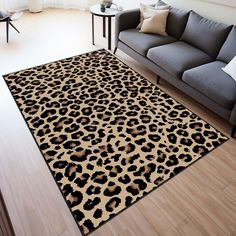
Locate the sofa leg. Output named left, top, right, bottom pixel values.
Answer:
left=231, top=126, right=236, bottom=138
left=156, top=75, right=161, bottom=84
left=113, top=47, right=117, bottom=54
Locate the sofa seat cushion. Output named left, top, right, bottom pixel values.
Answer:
left=147, top=41, right=213, bottom=78
left=119, top=29, right=176, bottom=56
left=183, top=61, right=236, bottom=109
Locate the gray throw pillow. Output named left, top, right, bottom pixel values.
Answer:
left=217, top=26, right=236, bottom=63
left=156, top=0, right=190, bottom=39
left=181, top=11, right=232, bottom=58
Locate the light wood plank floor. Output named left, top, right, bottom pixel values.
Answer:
left=0, top=9, right=236, bottom=236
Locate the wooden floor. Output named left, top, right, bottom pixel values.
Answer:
left=0, top=9, right=236, bottom=236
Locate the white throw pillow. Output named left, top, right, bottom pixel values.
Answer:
left=137, top=3, right=170, bottom=29
left=140, top=9, right=169, bottom=36
left=222, top=56, right=236, bottom=81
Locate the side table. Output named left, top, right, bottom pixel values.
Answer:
left=89, top=4, right=120, bottom=50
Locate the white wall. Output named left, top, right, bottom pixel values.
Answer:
left=166, top=0, right=236, bottom=24
left=116, top=0, right=236, bottom=24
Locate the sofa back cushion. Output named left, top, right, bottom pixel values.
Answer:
left=181, top=11, right=232, bottom=58
left=217, top=26, right=236, bottom=63
left=156, top=0, right=189, bottom=39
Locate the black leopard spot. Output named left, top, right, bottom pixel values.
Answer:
left=70, top=148, right=91, bottom=162
left=84, top=125, right=97, bottom=132
left=133, top=163, right=156, bottom=182
left=191, top=133, right=206, bottom=144
left=141, top=142, right=155, bottom=152
left=68, top=190, right=83, bottom=208
left=83, top=219, right=95, bottom=232
left=189, top=122, right=203, bottom=130
left=135, top=138, right=146, bottom=145
left=93, top=209, right=103, bottom=219
left=179, top=154, right=192, bottom=162
left=104, top=184, right=122, bottom=197
left=86, top=185, right=101, bottom=195
left=53, top=161, right=68, bottom=169
left=156, top=150, right=166, bottom=163
left=127, top=165, right=137, bottom=172
left=91, top=171, right=108, bottom=184
left=203, top=130, right=218, bottom=139
left=170, top=166, right=185, bottom=177
left=148, top=134, right=161, bottom=142
left=177, top=129, right=188, bottom=137
left=81, top=107, right=92, bottom=116
left=84, top=197, right=101, bottom=210
left=105, top=197, right=121, bottom=212
left=193, top=145, right=208, bottom=155
left=166, top=155, right=179, bottom=167
left=41, top=109, right=56, bottom=118
left=74, top=173, right=90, bottom=188
left=50, top=135, right=67, bottom=144
left=73, top=209, right=85, bottom=222
left=125, top=196, right=133, bottom=207
left=62, top=184, right=73, bottom=197
left=126, top=179, right=147, bottom=195
left=62, top=140, right=80, bottom=149
left=168, top=110, right=179, bottom=118
left=149, top=124, right=158, bottom=132
left=109, top=166, right=123, bottom=177
left=118, top=174, right=131, bottom=184
left=65, top=163, right=82, bottom=181
left=55, top=172, right=63, bottom=181
left=167, top=133, right=177, bottom=144
left=180, top=138, right=193, bottom=147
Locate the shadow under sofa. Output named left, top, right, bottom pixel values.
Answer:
left=114, top=7, right=236, bottom=137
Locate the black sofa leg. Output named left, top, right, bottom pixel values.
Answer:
left=156, top=75, right=160, bottom=84
left=231, top=126, right=236, bottom=138
left=113, top=47, right=117, bottom=54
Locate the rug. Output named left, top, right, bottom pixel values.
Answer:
left=3, top=49, right=228, bottom=235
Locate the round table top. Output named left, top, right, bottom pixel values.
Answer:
left=89, top=4, right=120, bottom=17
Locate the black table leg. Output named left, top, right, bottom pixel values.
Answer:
left=231, top=126, right=236, bottom=138
left=9, top=22, right=20, bottom=33
left=6, top=18, right=9, bottom=43
left=103, top=16, right=106, bottom=38
left=92, top=14, right=95, bottom=45
left=108, top=17, right=111, bottom=50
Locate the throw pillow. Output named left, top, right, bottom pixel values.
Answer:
left=222, top=56, right=236, bottom=81
left=156, top=0, right=190, bottom=39
left=140, top=9, right=169, bottom=36
left=137, top=3, right=170, bottom=29
left=181, top=11, right=232, bottom=58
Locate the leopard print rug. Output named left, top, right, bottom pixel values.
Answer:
left=4, top=49, right=228, bottom=235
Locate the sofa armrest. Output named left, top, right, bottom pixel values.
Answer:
left=115, top=9, right=140, bottom=47
left=230, top=101, right=236, bottom=126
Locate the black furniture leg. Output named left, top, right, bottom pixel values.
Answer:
left=156, top=75, right=161, bottom=84
left=9, top=22, right=20, bottom=33
left=231, top=126, right=236, bottom=138
left=108, top=17, right=111, bottom=50
left=113, top=47, right=117, bottom=54
left=92, top=14, right=94, bottom=45
left=6, top=18, right=9, bottom=43
left=103, top=16, right=106, bottom=38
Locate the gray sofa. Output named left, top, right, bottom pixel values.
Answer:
left=114, top=6, right=236, bottom=137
